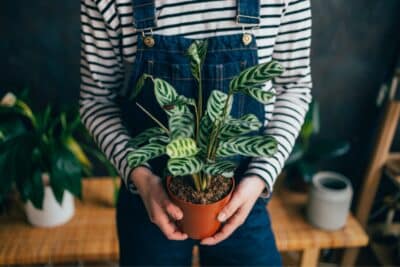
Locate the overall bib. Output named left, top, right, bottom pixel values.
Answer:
left=116, top=0, right=282, bottom=266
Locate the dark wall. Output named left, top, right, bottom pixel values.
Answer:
left=0, top=0, right=399, bottom=188
left=0, top=0, right=79, bottom=109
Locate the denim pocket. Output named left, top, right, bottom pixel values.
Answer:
left=145, top=60, right=196, bottom=98
left=202, top=60, right=248, bottom=117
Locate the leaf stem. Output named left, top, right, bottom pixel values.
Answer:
left=192, top=173, right=202, bottom=191
left=195, top=69, right=203, bottom=142
left=135, top=102, right=170, bottom=134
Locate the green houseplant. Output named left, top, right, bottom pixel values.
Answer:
left=284, top=100, right=351, bottom=191
left=0, top=91, right=94, bottom=227
left=127, top=40, right=284, bottom=239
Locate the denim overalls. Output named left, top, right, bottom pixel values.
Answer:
left=116, top=0, right=282, bottom=266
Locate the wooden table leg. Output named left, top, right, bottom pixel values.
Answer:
left=341, top=247, right=359, bottom=267
left=300, top=248, right=320, bottom=267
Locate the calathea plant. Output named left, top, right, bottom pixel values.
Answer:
left=127, top=40, right=284, bottom=192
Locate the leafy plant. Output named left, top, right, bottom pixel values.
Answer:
left=127, top=40, right=284, bottom=192
left=0, top=91, right=107, bottom=209
left=284, top=100, right=351, bottom=185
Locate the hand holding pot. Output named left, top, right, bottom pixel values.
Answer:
left=200, top=176, right=266, bottom=245
left=130, top=167, right=188, bottom=240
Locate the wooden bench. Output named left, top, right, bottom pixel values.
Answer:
left=0, top=178, right=368, bottom=266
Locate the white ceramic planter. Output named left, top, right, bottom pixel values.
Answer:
left=24, top=186, right=75, bottom=227
left=306, top=171, right=353, bottom=231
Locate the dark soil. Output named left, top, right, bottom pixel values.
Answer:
left=168, top=175, right=233, bottom=204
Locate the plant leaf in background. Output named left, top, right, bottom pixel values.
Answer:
left=284, top=100, right=351, bottom=188
left=28, top=170, right=45, bottom=209
left=285, top=142, right=305, bottom=166
left=65, top=136, right=92, bottom=171
left=300, top=100, right=319, bottom=143
left=50, top=145, right=82, bottom=204
left=298, top=161, right=317, bottom=183
left=0, top=90, right=125, bottom=209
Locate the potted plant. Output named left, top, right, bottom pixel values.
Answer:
left=283, top=100, right=351, bottom=191
left=127, top=40, right=283, bottom=239
left=0, top=91, right=93, bottom=227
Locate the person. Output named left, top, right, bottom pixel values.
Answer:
left=80, top=0, right=312, bottom=266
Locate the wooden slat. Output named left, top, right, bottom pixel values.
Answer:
left=0, top=178, right=119, bottom=265
left=0, top=178, right=369, bottom=265
left=300, top=248, right=319, bottom=267
left=268, top=189, right=369, bottom=251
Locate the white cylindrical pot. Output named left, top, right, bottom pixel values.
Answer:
left=306, top=171, right=353, bottom=231
left=25, top=186, right=75, bottom=227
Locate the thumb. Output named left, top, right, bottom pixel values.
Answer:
left=162, top=197, right=184, bottom=220
left=218, top=191, right=243, bottom=222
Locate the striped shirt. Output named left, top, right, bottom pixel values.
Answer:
left=80, top=0, right=313, bottom=195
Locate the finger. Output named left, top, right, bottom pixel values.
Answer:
left=201, top=207, right=247, bottom=246
left=217, top=190, right=244, bottom=222
left=156, top=212, right=188, bottom=240
left=162, top=198, right=183, bottom=221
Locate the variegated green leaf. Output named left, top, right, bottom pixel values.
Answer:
left=203, top=160, right=237, bottom=178
left=205, top=90, right=232, bottom=122
left=166, top=138, right=199, bottom=158
left=127, top=143, right=166, bottom=168
left=168, top=106, right=194, bottom=139
left=198, top=115, right=213, bottom=153
left=229, top=61, right=284, bottom=92
left=219, top=114, right=262, bottom=139
left=242, top=87, right=275, bottom=104
left=127, top=127, right=167, bottom=148
left=169, top=95, right=196, bottom=107
left=167, top=156, right=203, bottom=176
left=216, top=136, right=278, bottom=157
left=149, top=135, right=170, bottom=145
left=153, top=78, right=185, bottom=115
left=187, top=40, right=208, bottom=81
left=129, top=73, right=151, bottom=100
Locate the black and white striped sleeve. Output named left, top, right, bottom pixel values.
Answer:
left=79, top=0, right=141, bottom=192
left=244, top=0, right=313, bottom=197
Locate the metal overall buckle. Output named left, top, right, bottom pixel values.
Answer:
left=140, top=27, right=155, bottom=48
left=236, top=15, right=260, bottom=46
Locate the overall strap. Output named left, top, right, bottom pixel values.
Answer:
left=132, top=0, right=157, bottom=30
left=236, top=0, right=261, bottom=25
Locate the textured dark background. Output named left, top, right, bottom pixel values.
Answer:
left=0, top=0, right=400, bottom=197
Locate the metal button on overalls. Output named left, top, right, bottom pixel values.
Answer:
left=143, top=36, right=155, bottom=47
left=242, top=33, right=252, bottom=45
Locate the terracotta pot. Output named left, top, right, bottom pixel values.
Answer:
left=166, top=176, right=235, bottom=240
